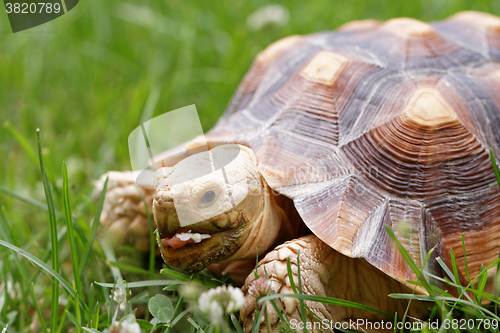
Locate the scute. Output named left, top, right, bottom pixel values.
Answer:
left=256, top=35, right=303, bottom=64
left=381, top=17, right=435, bottom=37
left=451, top=11, right=500, bottom=31
left=405, top=88, right=457, bottom=126
left=204, top=12, right=500, bottom=287
left=433, top=11, right=500, bottom=61
left=337, top=19, right=382, bottom=32
left=300, top=51, right=348, bottom=86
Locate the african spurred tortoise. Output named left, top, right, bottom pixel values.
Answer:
left=97, top=11, right=500, bottom=332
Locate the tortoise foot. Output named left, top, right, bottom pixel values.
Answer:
left=240, top=236, right=335, bottom=333
left=94, top=171, right=156, bottom=252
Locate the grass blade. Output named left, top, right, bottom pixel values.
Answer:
left=80, top=176, right=108, bottom=278
left=268, top=296, right=289, bottom=326
left=30, top=282, right=48, bottom=333
left=476, top=264, right=488, bottom=304
left=496, top=248, right=500, bottom=316
left=100, top=239, right=123, bottom=283
left=160, top=268, right=222, bottom=288
left=95, top=280, right=182, bottom=288
left=449, top=249, right=461, bottom=289
left=0, top=208, right=33, bottom=326
left=108, top=261, right=154, bottom=275
left=389, top=293, right=500, bottom=321
left=435, top=257, right=456, bottom=283
left=92, top=301, right=99, bottom=329
left=385, top=225, right=435, bottom=296
left=489, top=149, right=500, bottom=189
left=286, top=257, right=297, bottom=294
left=259, top=293, right=392, bottom=318
left=170, top=308, right=189, bottom=327
left=0, top=240, right=76, bottom=297
left=4, top=121, right=38, bottom=164
left=0, top=207, right=13, bottom=243
left=0, top=186, right=50, bottom=212
left=230, top=314, right=244, bottom=333
left=490, top=150, right=500, bottom=315
left=296, top=251, right=307, bottom=333
left=251, top=301, right=267, bottom=333
left=56, top=301, right=70, bottom=333
left=461, top=234, right=471, bottom=284
left=37, top=129, right=59, bottom=331
left=136, top=189, right=155, bottom=274
left=82, top=328, right=100, bottom=333
left=63, top=162, right=82, bottom=331
left=66, top=310, right=82, bottom=329
left=446, top=249, right=474, bottom=303
left=187, top=318, right=206, bottom=333
left=88, top=283, right=95, bottom=327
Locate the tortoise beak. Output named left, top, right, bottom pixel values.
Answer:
left=152, top=189, right=179, bottom=239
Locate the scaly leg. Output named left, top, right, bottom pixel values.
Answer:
left=95, top=171, right=156, bottom=252
left=240, top=235, right=428, bottom=332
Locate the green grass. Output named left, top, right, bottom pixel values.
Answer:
left=1, top=0, right=500, bottom=332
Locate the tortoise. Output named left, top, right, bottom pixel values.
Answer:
left=97, top=11, right=500, bottom=332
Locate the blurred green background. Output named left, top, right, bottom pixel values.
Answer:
left=0, top=0, right=499, bottom=249
left=0, top=1, right=499, bottom=330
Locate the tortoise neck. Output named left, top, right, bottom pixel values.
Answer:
left=271, top=194, right=309, bottom=248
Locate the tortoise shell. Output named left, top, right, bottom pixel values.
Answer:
left=202, top=11, right=500, bottom=287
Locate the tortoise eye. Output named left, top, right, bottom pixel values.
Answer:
left=200, top=190, right=217, bottom=205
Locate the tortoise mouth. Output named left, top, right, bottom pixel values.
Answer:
left=159, top=225, right=218, bottom=240
left=161, top=231, right=213, bottom=249
left=158, top=227, right=243, bottom=273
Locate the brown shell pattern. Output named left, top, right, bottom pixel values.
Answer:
left=205, top=11, right=500, bottom=286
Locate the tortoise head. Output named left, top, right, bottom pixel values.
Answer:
left=152, top=144, right=283, bottom=273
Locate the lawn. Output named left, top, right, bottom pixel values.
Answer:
left=1, top=0, right=500, bottom=332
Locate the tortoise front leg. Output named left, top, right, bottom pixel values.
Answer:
left=95, top=171, right=156, bottom=252
left=240, top=235, right=428, bottom=333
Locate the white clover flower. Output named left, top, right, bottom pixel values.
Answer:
left=106, top=321, right=140, bottom=333
left=119, top=301, right=127, bottom=312
left=206, top=300, right=224, bottom=322
left=111, top=287, right=130, bottom=312
left=112, top=288, right=126, bottom=303
left=248, top=277, right=271, bottom=299
left=247, top=4, right=289, bottom=31
left=198, top=286, right=245, bottom=321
